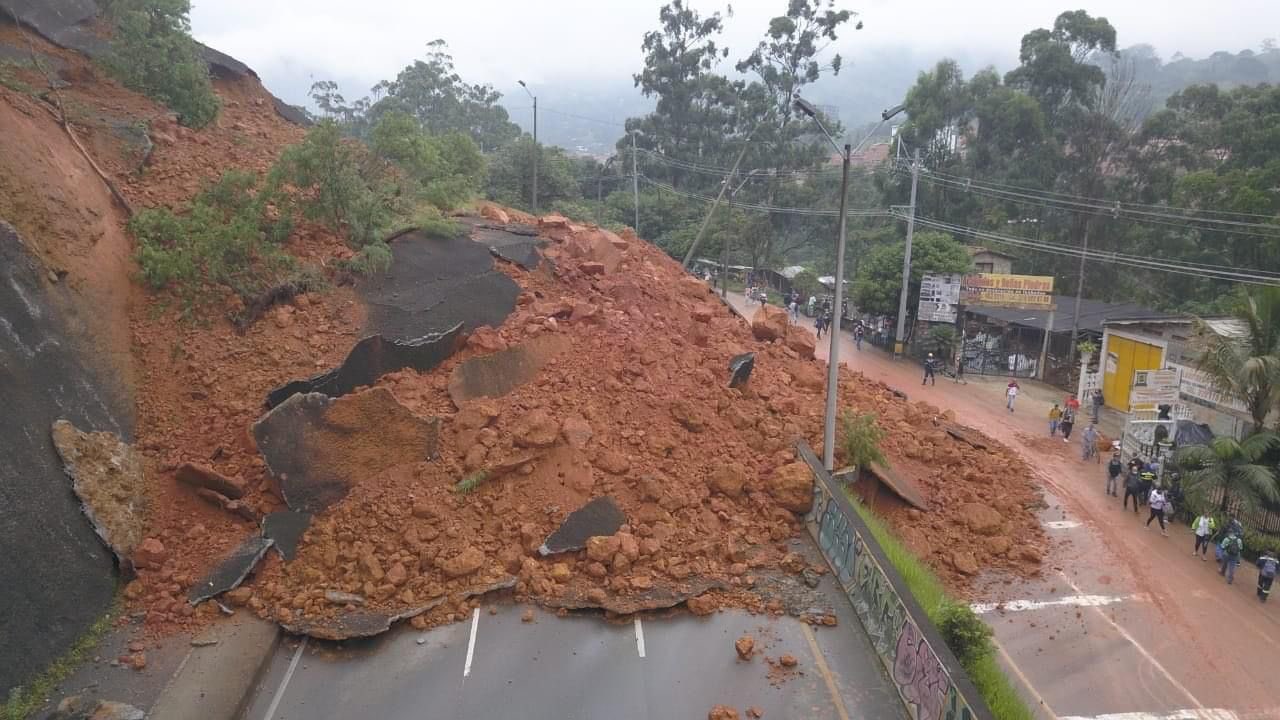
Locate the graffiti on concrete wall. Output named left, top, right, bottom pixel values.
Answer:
left=804, top=453, right=985, bottom=720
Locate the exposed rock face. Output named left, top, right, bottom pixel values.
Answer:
left=50, top=420, right=149, bottom=567
left=785, top=327, right=817, bottom=360
left=253, top=388, right=440, bottom=513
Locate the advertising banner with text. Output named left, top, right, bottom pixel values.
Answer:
left=961, top=273, right=1055, bottom=309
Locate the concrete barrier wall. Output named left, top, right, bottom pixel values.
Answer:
left=797, top=442, right=993, bottom=720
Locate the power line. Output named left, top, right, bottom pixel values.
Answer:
left=899, top=212, right=1280, bottom=286
left=641, top=175, right=890, bottom=218
left=892, top=161, right=1280, bottom=233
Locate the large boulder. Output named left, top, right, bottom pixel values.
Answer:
left=785, top=327, right=817, bottom=360
left=767, top=462, right=815, bottom=513
left=751, top=305, right=789, bottom=342
left=959, top=503, right=1004, bottom=536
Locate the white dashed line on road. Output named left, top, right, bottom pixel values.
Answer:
left=463, top=607, right=479, bottom=678
left=262, top=636, right=307, bottom=720
left=971, top=594, right=1136, bottom=614
left=634, top=617, right=646, bottom=658
left=1059, top=710, right=1242, bottom=720
left=1044, top=520, right=1082, bottom=529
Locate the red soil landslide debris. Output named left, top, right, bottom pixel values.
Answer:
left=108, top=194, right=1042, bottom=634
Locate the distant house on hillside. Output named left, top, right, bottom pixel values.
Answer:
left=965, top=246, right=1014, bottom=274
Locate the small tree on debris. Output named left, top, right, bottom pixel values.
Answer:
left=839, top=411, right=886, bottom=471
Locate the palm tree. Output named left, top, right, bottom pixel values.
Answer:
left=1176, top=433, right=1280, bottom=513
left=1196, top=287, right=1280, bottom=432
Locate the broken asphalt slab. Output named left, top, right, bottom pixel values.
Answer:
left=262, top=511, right=312, bottom=561
left=187, top=535, right=274, bottom=605
left=50, top=419, right=149, bottom=568
left=447, top=333, right=571, bottom=406
left=280, top=598, right=447, bottom=641
left=729, top=352, right=755, bottom=388
left=360, top=230, right=520, bottom=342
left=539, top=496, right=626, bottom=556
left=543, top=578, right=725, bottom=615
left=265, top=324, right=464, bottom=409
left=469, top=221, right=544, bottom=270
left=253, top=387, right=441, bottom=513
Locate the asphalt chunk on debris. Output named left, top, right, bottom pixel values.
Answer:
left=188, top=535, right=274, bottom=605
left=265, top=325, right=465, bottom=408
left=262, top=511, right=313, bottom=562
left=729, top=352, right=755, bottom=388
left=538, top=496, right=626, bottom=556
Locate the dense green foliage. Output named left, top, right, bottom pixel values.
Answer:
left=852, top=231, right=972, bottom=316
left=1177, top=433, right=1280, bottom=513
left=487, top=138, right=583, bottom=210
left=935, top=600, right=995, bottom=667
left=102, top=0, right=219, bottom=127
left=1195, top=288, right=1280, bottom=431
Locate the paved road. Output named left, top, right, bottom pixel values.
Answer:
left=241, top=538, right=906, bottom=720
left=727, top=292, right=1280, bottom=720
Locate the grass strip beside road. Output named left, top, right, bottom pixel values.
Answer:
left=846, top=490, right=1035, bottom=720
left=3, top=602, right=119, bottom=720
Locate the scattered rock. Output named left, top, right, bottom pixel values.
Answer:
left=223, top=587, right=253, bottom=607
left=952, top=551, right=980, bottom=576
left=325, top=590, right=366, bottom=606
left=747, top=707, right=765, bottom=719
left=512, top=408, right=561, bottom=448
left=561, top=414, right=593, bottom=449
left=959, top=503, right=1004, bottom=536
left=50, top=697, right=145, bottom=720
left=175, top=463, right=246, bottom=499
left=735, top=634, right=755, bottom=660
left=709, top=706, right=740, bottom=720
left=132, top=537, right=167, bottom=570
left=593, top=449, right=630, bottom=475
left=436, top=547, right=486, bottom=578
left=686, top=593, right=718, bottom=616
left=521, top=608, right=536, bottom=623
left=779, top=653, right=798, bottom=668
left=708, top=465, right=746, bottom=498
left=785, top=328, right=817, bottom=359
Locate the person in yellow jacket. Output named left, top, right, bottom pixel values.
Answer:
left=1191, top=513, right=1216, bottom=560
left=1048, top=403, right=1063, bottom=436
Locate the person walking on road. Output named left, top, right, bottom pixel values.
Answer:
left=1091, top=389, right=1104, bottom=422
left=1219, top=532, right=1244, bottom=584
left=1192, top=513, right=1216, bottom=560
left=815, top=312, right=826, bottom=339
left=1005, top=380, right=1019, bottom=412
left=1081, top=423, right=1099, bottom=461
left=953, top=354, right=966, bottom=384
left=1049, top=403, right=1063, bottom=436
left=1145, top=487, right=1169, bottom=535
left=854, top=324, right=864, bottom=351
left=1258, top=551, right=1278, bottom=602
left=1059, top=407, right=1076, bottom=443
left=1123, top=468, right=1142, bottom=514
left=923, top=353, right=938, bottom=385
left=1106, top=452, right=1123, bottom=496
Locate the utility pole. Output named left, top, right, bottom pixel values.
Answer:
left=1068, top=220, right=1091, bottom=368
left=518, top=81, right=538, bottom=214
left=631, top=130, right=640, bottom=237
left=822, top=143, right=852, bottom=471
left=894, top=148, right=921, bottom=358
left=681, top=123, right=760, bottom=270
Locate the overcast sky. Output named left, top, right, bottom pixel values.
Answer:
left=190, top=0, right=1280, bottom=108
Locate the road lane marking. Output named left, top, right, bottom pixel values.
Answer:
left=1044, top=520, right=1082, bottom=529
left=262, top=636, right=307, bottom=720
left=801, top=622, right=852, bottom=720
left=463, top=607, right=479, bottom=678
left=634, top=617, right=646, bottom=658
left=1060, top=710, right=1241, bottom=720
left=992, top=637, right=1059, bottom=719
left=1060, top=572, right=1205, bottom=711
left=971, top=594, right=1135, bottom=614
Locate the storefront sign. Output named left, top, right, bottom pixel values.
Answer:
left=918, top=273, right=961, bottom=323
left=1169, top=363, right=1250, bottom=415
left=1131, top=368, right=1180, bottom=405
left=961, top=273, right=1055, bottom=309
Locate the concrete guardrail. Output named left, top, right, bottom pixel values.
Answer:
left=797, top=441, right=993, bottom=720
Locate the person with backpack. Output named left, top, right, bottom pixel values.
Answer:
left=1192, top=513, right=1216, bottom=560
left=854, top=324, right=864, bottom=351
left=1219, top=532, right=1244, bottom=584
left=1081, top=423, right=1099, bottom=462
left=1258, top=551, right=1278, bottom=602
left=1005, top=380, right=1019, bottom=412
left=1059, top=407, right=1076, bottom=443
left=1123, top=468, right=1143, bottom=514
left=1106, top=452, right=1123, bottom=497
left=1145, top=487, right=1169, bottom=535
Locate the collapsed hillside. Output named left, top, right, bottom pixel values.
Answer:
left=116, top=206, right=1047, bottom=638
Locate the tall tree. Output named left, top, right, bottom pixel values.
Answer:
left=1197, top=287, right=1280, bottom=432
left=1177, top=433, right=1280, bottom=513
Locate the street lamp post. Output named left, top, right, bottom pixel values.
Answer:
left=795, top=97, right=850, bottom=472
left=518, top=80, right=538, bottom=214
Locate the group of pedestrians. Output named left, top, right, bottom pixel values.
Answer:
left=1102, top=453, right=1277, bottom=601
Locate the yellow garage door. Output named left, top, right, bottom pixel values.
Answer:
left=1103, top=335, right=1164, bottom=411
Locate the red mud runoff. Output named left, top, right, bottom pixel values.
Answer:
left=124, top=207, right=1045, bottom=635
